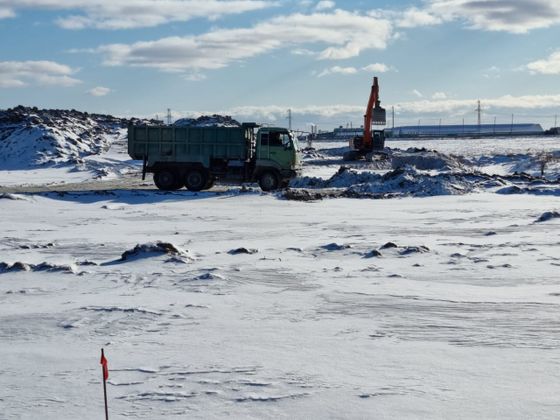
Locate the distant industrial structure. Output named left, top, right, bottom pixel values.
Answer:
left=315, top=126, right=363, bottom=140
left=310, top=123, right=550, bottom=140
left=388, top=123, right=544, bottom=138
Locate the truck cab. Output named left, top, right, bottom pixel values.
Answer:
left=254, top=127, right=301, bottom=190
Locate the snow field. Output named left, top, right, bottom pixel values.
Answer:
left=1, top=189, right=559, bottom=419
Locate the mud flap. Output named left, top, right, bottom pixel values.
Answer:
left=142, top=155, right=148, bottom=180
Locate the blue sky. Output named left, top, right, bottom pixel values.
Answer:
left=1, top=0, right=560, bottom=130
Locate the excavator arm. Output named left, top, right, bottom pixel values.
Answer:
left=363, top=76, right=386, bottom=150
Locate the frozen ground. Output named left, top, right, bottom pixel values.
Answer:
left=1, top=135, right=560, bottom=419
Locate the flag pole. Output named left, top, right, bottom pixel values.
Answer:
left=101, top=348, right=109, bottom=420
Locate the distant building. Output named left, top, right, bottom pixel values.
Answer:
left=312, top=123, right=545, bottom=141
left=316, top=126, right=363, bottom=140
left=389, top=123, right=544, bottom=138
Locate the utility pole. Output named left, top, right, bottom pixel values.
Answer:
left=439, top=118, right=442, bottom=137
left=166, top=108, right=172, bottom=125
left=511, top=113, right=514, bottom=134
left=476, top=100, right=482, bottom=130
left=555, top=114, right=558, bottom=128
left=493, top=116, right=496, bottom=135
left=417, top=119, right=421, bottom=135
left=392, top=106, right=395, bottom=129
left=287, top=109, right=292, bottom=131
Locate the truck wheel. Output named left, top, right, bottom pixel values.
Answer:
left=204, top=177, right=215, bottom=190
left=259, top=171, right=279, bottom=191
left=154, top=170, right=179, bottom=191
left=185, top=168, right=208, bottom=191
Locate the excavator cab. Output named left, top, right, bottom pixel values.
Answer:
left=372, top=129, right=385, bottom=150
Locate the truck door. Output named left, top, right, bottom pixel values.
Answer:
left=259, top=131, right=293, bottom=168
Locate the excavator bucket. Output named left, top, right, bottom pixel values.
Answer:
left=372, top=103, right=386, bottom=126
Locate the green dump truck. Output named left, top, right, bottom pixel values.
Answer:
left=128, top=123, right=301, bottom=192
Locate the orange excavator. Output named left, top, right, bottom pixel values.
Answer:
left=343, top=76, right=386, bottom=161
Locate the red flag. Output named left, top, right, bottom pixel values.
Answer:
left=100, top=349, right=109, bottom=381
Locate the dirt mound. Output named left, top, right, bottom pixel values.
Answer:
left=0, top=107, right=116, bottom=168
left=0, top=261, right=78, bottom=274
left=120, top=242, right=189, bottom=261
left=0, top=106, right=160, bottom=169
left=228, top=247, right=258, bottom=255
left=291, top=166, right=488, bottom=198
left=535, top=211, right=560, bottom=223
left=391, top=148, right=466, bottom=171
left=174, top=115, right=240, bottom=127
left=0, top=193, right=27, bottom=200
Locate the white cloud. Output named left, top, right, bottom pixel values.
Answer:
left=427, top=0, right=560, bottom=34
left=98, top=10, right=393, bottom=72
left=0, top=7, right=15, bottom=18
left=318, top=62, right=390, bottom=77
left=228, top=104, right=364, bottom=122
left=362, top=63, right=389, bottom=73
left=526, top=50, right=560, bottom=74
left=0, top=60, right=81, bottom=88
left=0, top=0, right=273, bottom=30
left=397, top=7, right=442, bottom=28
left=167, top=93, right=560, bottom=126
left=87, top=86, right=111, bottom=96
left=0, top=78, right=26, bottom=88
left=315, top=0, right=335, bottom=11
left=412, top=89, right=423, bottom=98
left=318, top=66, right=357, bottom=77
left=396, top=94, right=560, bottom=114
left=183, top=73, right=207, bottom=81
left=374, top=1, right=560, bottom=33
left=291, top=48, right=317, bottom=56
left=432, top=92, right=447, bottom=99
left=482, top=65, right=501, bottom=79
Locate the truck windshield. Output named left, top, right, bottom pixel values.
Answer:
left=279, top=133, right=291, bottom=148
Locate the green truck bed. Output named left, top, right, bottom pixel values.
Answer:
left=128, top=125, right=255, bottom=164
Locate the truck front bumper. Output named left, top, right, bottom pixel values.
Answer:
left=280, top=168, right=302, bottom=180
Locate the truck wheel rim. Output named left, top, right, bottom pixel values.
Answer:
left=262, top=174, right=275, bottom=189
left=161, top=172, right=174, bottom=186
left=187, top=172, right=202, bottom=187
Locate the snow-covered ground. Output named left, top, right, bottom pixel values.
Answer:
left=1, top=133, right=560, bottom=419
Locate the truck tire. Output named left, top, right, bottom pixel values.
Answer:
left=154, top=170, right=179, bottom=191
left=185, top=168, right=208, bottom=192
left=204, top=177, right=215, bottom=190
left=258, top=171, right=279, bottom=191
